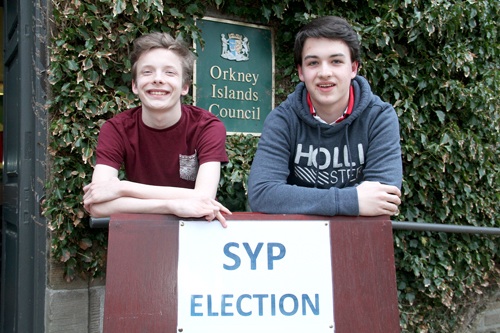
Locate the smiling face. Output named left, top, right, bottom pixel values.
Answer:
left=132, top=48, right=189, bottom=116
left=298, top=38, right=358, bottom=121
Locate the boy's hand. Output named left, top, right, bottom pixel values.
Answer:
left=83, top=177, right=122, bottom=209
left=357, top=181, right=401, bottom=216
left=170, top=197, right=231, bottom=228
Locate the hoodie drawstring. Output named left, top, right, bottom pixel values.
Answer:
left=344, top=124, right=355, bottom=183
left=313, top=124, right=321, bottom=188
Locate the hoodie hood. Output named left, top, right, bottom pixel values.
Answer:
left=282, top=76, right=374, bottom=136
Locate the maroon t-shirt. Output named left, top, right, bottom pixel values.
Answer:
left=95, top=105, right=228, bottom=189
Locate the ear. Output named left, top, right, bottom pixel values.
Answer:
left=351, top=61, right=359, bottom=79
left=181, top=83, right=190, bottom=96
left=297, top=65, right=305, bottom=82
left=132, top=80, right=138, bottom=94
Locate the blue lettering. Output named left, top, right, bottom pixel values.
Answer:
left=223, top=242, right=241, bottom=270
left=253, top=294, right=268, bottom=316
left=191, top=295, right=203, bottom=316
left=302, top=294, right=320, bottom=315
left=243, top=242, right=263, bottom=270
left=267, top=243, right=286, bottom=270
left=236, top=294, right=252, bottom=316
left=280, top=294, right=299, bottom=316
left=271, top=294, right=276, bottom=316
left=189, top=293, right=320, bottom=317
left=207, top=295, right=219, bottom=316
left=221, top=294, right=234, bottom=316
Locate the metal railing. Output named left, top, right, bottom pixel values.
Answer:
left=391, top=221, right=500, bottom=234
left=90, top=217, right=500, bottom=234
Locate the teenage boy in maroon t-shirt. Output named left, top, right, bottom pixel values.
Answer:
left=83, top=32, right=231, bottom=227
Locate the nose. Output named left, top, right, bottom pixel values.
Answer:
left=153, top=71, right=165, bottom=84
left=318, top=62, right=332, bottom=78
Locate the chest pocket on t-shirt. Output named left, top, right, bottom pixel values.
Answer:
left=179, top=151, right=199, bottom=182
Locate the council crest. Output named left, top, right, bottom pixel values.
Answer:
left=220, top=33, right=249, bottom=61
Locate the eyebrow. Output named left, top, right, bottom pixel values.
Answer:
left=304, top=53, right=347, bottom=61
left=139, top=64, right=177, bottom=70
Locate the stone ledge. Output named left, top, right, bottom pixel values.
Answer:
left=45, top=286, right=105, bottom=333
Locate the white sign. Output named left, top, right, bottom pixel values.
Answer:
left=177, top=220, right=335, bottom=332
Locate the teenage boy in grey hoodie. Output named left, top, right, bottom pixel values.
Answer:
left=248, top=16, right=402, bottom=217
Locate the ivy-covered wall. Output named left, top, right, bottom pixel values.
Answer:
left=45, top=0, right=499, bottom=331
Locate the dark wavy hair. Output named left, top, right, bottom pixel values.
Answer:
left=294, top=16, right=361, bottom=67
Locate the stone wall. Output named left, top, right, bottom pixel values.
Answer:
left=460, top=289, right=500, bottom=333
left=45, top=261, right=105, bottom=333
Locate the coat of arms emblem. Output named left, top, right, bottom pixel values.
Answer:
left=220, top=33, right=249, bottom=61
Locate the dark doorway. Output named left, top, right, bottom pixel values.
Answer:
left=1, top=0, right=48, bottom=332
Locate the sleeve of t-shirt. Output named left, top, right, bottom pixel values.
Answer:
left=95, top=120, right=125, bottom=170
left=196, top=116, right=229, bottom=165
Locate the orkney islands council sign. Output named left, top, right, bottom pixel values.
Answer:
left=194, top=17, right=274, bottom=134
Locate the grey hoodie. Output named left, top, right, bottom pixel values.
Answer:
left=248, top=75, right=402, bottom=216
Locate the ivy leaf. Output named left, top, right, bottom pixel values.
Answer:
left=169, top=8, right=182, bottom=17
left=435, top=110, right=445, bottom=123
left=60, top=249, right=71, bottom=263
left=153, top=0, right=164, bottom=14
left=405, top=292, right=415, bottom=304
left=66, top=59, right=79, bottom=71
left=113, top=0, right=127, bottom=16
left=79, top=238, right=93, bottom=250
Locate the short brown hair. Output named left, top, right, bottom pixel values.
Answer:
left=130, top=32, right=196, bottom=86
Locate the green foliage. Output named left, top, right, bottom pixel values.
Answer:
left=45, top=0, right=499, bottom=331
left=218, top=134, right=259, bottom=211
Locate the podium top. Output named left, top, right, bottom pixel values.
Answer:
left=90, top=213, right=390, bottom=228
left=103, top=213, right=399, bottom=333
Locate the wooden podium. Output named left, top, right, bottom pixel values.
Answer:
left=104, top=213, right=400, bottom=333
